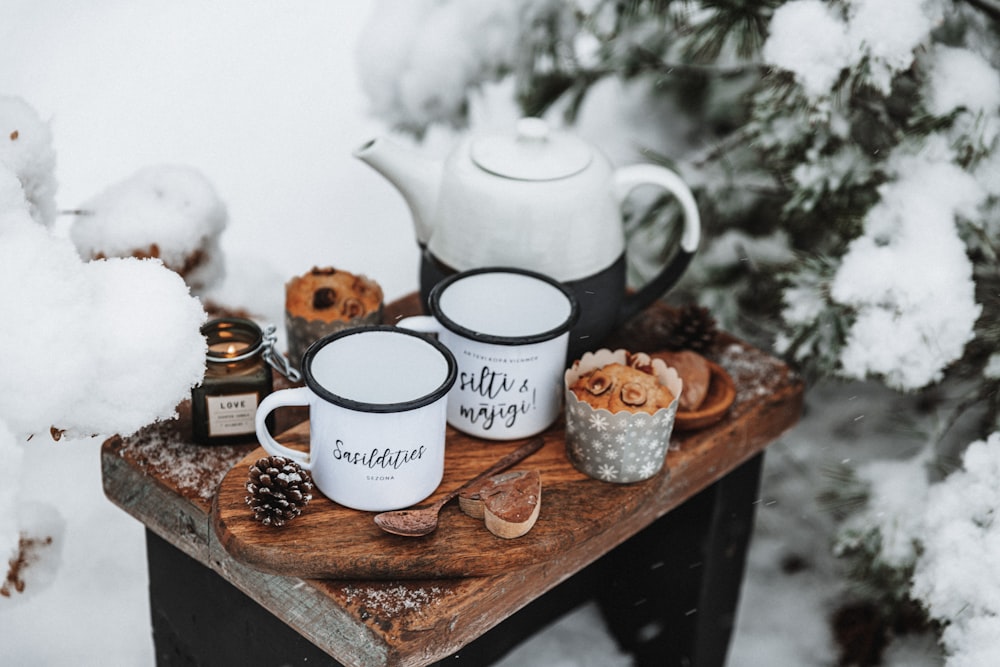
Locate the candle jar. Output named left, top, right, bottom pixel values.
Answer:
left=192, top=318, right=275, bottom=445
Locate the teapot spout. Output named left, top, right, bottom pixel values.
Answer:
left=354, top=137, right=442, bottom=247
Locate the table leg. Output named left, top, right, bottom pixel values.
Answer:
left=144, top=453, right=762, bottom=667
left=146, top=530, right=341, bottom=666
left=594, top=453, right=764, bottom=667
left=146, top=528, right=592, bottom=667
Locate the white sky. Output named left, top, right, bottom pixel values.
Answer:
left=0, top=1, right=420, bottom=315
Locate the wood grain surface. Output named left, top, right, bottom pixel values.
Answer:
left=211, top=299, right=803, bottom=580
left=104, top=294, right=805, bottom=667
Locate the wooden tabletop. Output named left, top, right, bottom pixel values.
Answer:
left=101, top=295, right=804, bottom=667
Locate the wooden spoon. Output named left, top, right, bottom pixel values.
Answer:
left=373, top=437, right=544, bottom=537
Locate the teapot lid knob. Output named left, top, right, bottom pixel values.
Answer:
left=471, top=118, right=592, bottom=181
left=516, top=117, right=550, bottom=142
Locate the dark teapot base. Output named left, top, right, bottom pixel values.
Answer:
left=419, top=252, right=635, bottom=362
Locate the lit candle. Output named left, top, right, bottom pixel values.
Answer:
left=192, top=318, right=274, bottom=445
left=208, top=341, right=251, bottom=357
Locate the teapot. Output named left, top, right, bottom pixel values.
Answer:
left=355, top=118, right=700, bottom=360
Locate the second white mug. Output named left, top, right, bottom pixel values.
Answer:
left=398, top=267, right=579, bottom=440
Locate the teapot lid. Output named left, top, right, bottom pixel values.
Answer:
left=470, top=118, right=592, bottom=181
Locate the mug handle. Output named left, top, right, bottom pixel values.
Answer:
left=255, top=387, right=314, bottom=470
left=395, top=315, right=442, bottom=335
left=612, top=163, right=701, bottom=325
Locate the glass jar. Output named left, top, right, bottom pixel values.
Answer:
left=192, top=318, right=276, bottom=445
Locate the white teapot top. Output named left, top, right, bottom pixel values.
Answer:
left=355, top=117, right=700, bottom=283
left=470, top=118, right=593, bottom=181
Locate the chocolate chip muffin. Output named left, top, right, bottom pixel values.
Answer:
left=284, top=266, right=383, bottom=370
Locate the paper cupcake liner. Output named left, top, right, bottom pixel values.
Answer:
left=563, top=349, right=682, bottom=484
left=285, top=304, right=384, bottom=372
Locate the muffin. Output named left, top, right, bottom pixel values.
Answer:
left=569, top=361, right=676, bottom=415
left=284, top=266, right=383, bottom=369
left=564, top=349, right=682, bottom=484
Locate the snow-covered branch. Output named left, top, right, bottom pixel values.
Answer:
left=0, top=95, right=216, bottom=600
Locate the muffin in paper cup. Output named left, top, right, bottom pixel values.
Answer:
left=284, top=267, right=384, bottom=372
left=564, top=349, right=682, bottom=484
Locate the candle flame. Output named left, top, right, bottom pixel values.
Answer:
left=226, top=344, right=238, bottom=356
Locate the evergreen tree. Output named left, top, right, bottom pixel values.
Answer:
left=359, top=1, right=1000, bottom=660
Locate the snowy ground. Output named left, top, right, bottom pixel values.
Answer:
left=0, top=3, right=948, bottom=665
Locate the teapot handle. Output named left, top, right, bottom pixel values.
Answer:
left=612, top=164, right=701, bottom=326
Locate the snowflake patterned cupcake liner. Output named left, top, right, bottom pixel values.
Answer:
left=564, top=349, right=682, bottom=484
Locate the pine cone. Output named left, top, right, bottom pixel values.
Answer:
left=245, top=455, right=314, bottom=527
left=605, top=306, right=676, bottom=352
left=664, top=303, right=718, bottom=353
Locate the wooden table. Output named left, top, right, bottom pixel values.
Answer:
left=101, top=297, right=803, bottom=667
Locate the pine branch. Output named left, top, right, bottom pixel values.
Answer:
left=686, top=0, right=781, bottom=61
left=932, top=383, right=993, bottom=447
left=969, top=225, right=1000, bottom=265
left=685, top=125, right=760, bottom=166
left=961, top=0, right=1000, bottom=21
left=632, top=46, right=766, bottom=78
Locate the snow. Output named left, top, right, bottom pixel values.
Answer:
left=69, top=164, right=228, bottom=291
left=790, top=143, right=871, bottom=211
left=0, top=94, right=57, bottom=226
left=924, top=44, right=1000, bottom=155
left=842, top=455, right=930, bottom=568
left=1, top=501, right=64, bottom=604
left=831, top=143, right=985, bottom=390
left=0, top=423, right=23, bottom=572
left=845, top=0, right=936, bottom=93
left=924, top=45, right=1000, bottom=116
left=986, top=354, right=1000, bottom=380
left=912, top=433, right=1000, bottom=661
left=0, top=219, right=207, bottom=438
left=766, top=5, right=1000, bottom=393
left=356, top=0, right=542, bottom=132
left=762, top=1, right=851, bottom=98
left=762, top=0, right=939, bottom=99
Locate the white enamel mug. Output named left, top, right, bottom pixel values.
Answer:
left=255, top=326, right=457, bottom=512
left=398, top=267, right=579, bottom=440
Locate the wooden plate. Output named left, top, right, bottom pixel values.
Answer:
left=674, top=360, right=735, bottom=431
left=212, top=425, right=661, bottom=579
left=210, top=296, right=800, bottom=580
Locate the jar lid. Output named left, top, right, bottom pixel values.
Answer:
left=202, top=317, right=302, bottom=381
left=203, top=317, right=264, bottom=363
left=470, top=118, right=592, bottom=181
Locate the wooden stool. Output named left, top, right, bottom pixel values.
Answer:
left=101, top=298, right=801, bottom=667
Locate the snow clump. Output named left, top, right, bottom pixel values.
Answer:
left=845, top=0, right=938, bottom=94
left=911, top=432, right=1000, bottom=667
left=830, top=138, right=985, bottom=390
left=923, top=44, right=1000, bottom=155
left=762, top=0, right=850, bottom=98
left=0, top=210, right=208, bottom=439
left=0, top=94, right=57, bottom=226
left=0, top=423, right=23, bottom=578
left=763, top=0, right=939, bottom=100
left=357, top=0, right=552, bottom=130
left=838, top=454, right=931, bottom=570
left=70, top=164, right=228, bottom=292
left=0, top=95, right=211, bottom=600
